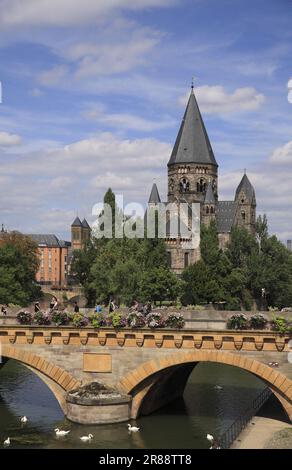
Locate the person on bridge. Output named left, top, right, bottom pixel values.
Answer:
left=34, top=302, right=41, bottom=313
left=74, top=302, right=79, bottom=313
left=49, top=296, right=59, bottom=312
left=1, top=305, right=8, bottom=316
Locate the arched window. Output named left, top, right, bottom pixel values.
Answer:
left=206, top=206, right=209, bottom=214
left=197, top=178, right=206, bottom=193
left=179, top=178, right=190, bottom=193
left=184, top=252, right=189, bottom=268
left=210, top=206, right=214, bottom=214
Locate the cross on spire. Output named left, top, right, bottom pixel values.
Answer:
left=191, top=76, right=195, bottom=90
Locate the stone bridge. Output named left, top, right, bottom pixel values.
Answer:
left=0, top=325, right=291, bottom=424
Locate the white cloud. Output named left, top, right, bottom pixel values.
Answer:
left=74, top=38, right=159, bottom=77
left=38, top=65, right=68, bottom=86
left=179, top=85, right=266, bottom=114
left=236, top=61, right=277, bottom=78
left=0, top=132, right=170, bottom=233
left=0, top=0, right=175, bottom=27
left=85, top=105, right=175, bottom=131
left=0, top=131, right=21, bottom=146
left=270, top=141, right=292, bottom=165
left=30, top=88, right=45, bottom=97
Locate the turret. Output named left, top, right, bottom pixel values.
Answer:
left=234, top=172, right=256, bottom=233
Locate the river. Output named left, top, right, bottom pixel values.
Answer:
left=0, top=359, right=268, bottom=449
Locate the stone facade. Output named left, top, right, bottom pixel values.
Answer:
left=148, top=88, right=257, bottom=274
left=0, top=325, right=291, bottom=423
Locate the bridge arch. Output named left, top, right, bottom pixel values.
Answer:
left=1, top=345, right=81, bottom=413
left=117, top=350, right=292, bottom=421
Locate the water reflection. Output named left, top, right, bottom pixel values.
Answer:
left=0, top=359, right=269, bottom=449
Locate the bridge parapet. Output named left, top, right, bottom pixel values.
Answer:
left=0, top=326, right=291, bottom=424
left=0, top=325, right=290, bottom=352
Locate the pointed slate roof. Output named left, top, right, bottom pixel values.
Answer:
left=204, top=180, right=215, bottom=204
left=217, top=201, right=237, bottom=233
left=82, top=218, right=91, bottom=229
left=168, top=88, right=217, bottom=167
left=71, top=216, right=83, bottom=227
left=235, top=173, right=256, bottom=202
left=148, top=183, right=161, bottom=204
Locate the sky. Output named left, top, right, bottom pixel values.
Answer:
left=0, top=0, right=291, bottom=241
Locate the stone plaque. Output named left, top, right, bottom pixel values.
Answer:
left=83, top=353, right=112, bottom=373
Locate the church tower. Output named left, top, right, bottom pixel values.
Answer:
left=167, top=86, right=218, bottom=207
left=71, top=216, right=83, bottom=251
left=202, top=179, right=216, bottom=226
left=234, top=173, right=256, bottom=233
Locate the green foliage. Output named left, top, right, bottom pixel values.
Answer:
left=126, top=312, right=146, bottom=328
left=34, top=311, right=51, bottom=325
left=181, top=216, right=292, bottom=310
left=51, top=311, right=70, bottom=326
left=227, top=313, right=248, bottom=330
left=139, top=267, right=180, bottom=305
left=165, top=312, right=185, bottom=329
left=181, top=260, right=222, bottom=306
left=0, top=233, right=42, bottom=306
left=109, top=312, right=127, bottom=328
left=72, top=188, right=177, bottom=307
left=270, top=316, right=289, bottom=334
left=16, top=311, right=33, bottom=325
left=71, top=313, right=89, bottom=328
left=249, top=313, right=268, bottom=329
left=90, top=313, right=107, bottom=328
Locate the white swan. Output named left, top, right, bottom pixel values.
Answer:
left=214, top=385, right=223, bottom=390
left=20, top=416, right=28, bottom=423
left=80, top=434, right=93, bottom=442
left=4, top=437, right=10, bottom=447
left=54, top=428, right=70, bottom=437
left=206, top=434, right=214, bottom=443
left=128, top=424, right=140, bottom=432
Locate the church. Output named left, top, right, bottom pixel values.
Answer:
left=147, top=86, right=257, bottom=274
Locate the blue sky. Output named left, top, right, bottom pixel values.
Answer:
left=0, top=0, right=291, bottom=240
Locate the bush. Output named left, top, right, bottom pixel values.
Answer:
left=90, top=313, right=107, bottom=328
left=51, top=310, right=70, bottom=326
left=225, top=297, right=241, bottom=311
left=16, top=311, right=33, bottom=325
left=71, top=313, right=89, bottom=328
left=146, top=312, right=166, bottom=328
left=165, top=312, right=185, bottom=329
left=34, top=311, right=51, bottom=326
left=249, top=313, right=268, bottom=329
left=227, top=313, right=248, bottom=330
left=126, top=312, right=146, bottom=328
left=270, top=316, right=288, bottom=334
left=108, top=312, right=127, bottom=328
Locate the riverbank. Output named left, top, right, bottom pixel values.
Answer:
left=231, top=417, right=292, bottom=449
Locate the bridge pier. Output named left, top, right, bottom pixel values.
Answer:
left=65, top=392, right=131, bottom=425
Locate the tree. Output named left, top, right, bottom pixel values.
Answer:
left=180, top=260, right=222, bottom=306
left=0, top=232, right=41, bottom=306
left=139, top=267, right=180, bottom=305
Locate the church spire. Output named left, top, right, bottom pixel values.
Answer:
left=168, top=87, right=217, bottom=167
left=148, top=182, right=161, bottom=204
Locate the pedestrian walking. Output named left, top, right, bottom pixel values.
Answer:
left=1, top=305, right=8, bottom=316
left=74, top=301, right=79, bottom=313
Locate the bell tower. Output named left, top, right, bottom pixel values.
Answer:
left=167, top=86, right=218, bottom=206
